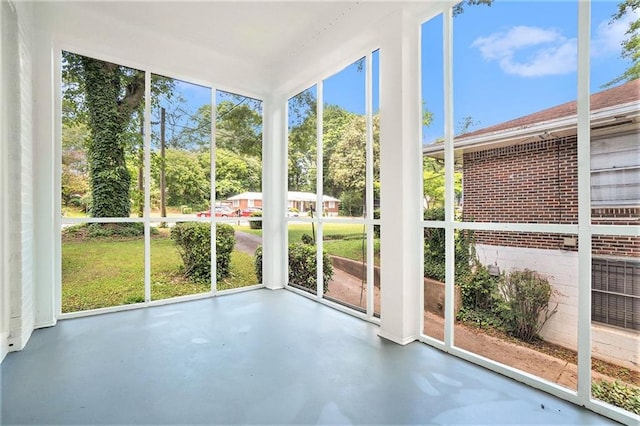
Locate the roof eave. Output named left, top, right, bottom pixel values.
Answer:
left=422, top=101, right=640, bottom=159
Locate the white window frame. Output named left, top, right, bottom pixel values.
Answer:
left=418, top=2, right=637, bottom=424
left=284, top=48, right=380, bottom=323
left=55, top=47, right=266, bottom=320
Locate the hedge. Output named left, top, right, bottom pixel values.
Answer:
left=171, top=222, right=235, bottom=283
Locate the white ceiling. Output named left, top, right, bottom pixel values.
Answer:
left=53, top=1, right=438, bottom=95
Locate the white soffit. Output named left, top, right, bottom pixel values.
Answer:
left=46, top=1, right=439, bottom=95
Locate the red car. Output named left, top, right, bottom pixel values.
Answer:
left=196, top=206, right=235, bottom=217
left=240, top=207, right=262, bottom=217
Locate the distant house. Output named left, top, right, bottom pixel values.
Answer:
left=227, top=191, right=340, bottom=216
left=423, top=79, right=640, bottom=370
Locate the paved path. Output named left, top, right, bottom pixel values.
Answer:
left=234, top=230, right=261, bottom=254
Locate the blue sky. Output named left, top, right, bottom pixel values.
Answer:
left=421, top=0, right=637, bottom=144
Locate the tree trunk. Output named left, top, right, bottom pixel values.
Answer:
left=81, top=57, right=133, bottom=218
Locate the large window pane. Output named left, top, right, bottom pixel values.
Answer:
left=590, top=234, right=640, bottom=414
left=61, top=51, right=146, bottom=219
left=214, top=90, right=263, bottom=218
left=287, top=222, right=318, bottom=296
left=455, top=230, right=578, bottom=392
left=150, top=75, right=211, bottom=220
left=452, top=1, right=578, bottom=225
left=422, top=226, right=447, bottom=342
left=323, top=222, right=369, bottom=312
left=218, top=221, right=262, bottom=291
left=61, top=224, right=145, bottom=312
left=150, top=222, right=210, bottom=301
left=288, top=86, right=317, bottom=202
left=421, top=14, right=449, bottom=211
left=323, top=58, right=366, bottom=218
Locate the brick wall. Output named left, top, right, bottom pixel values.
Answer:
left=463, top=136, right=639, bottom=257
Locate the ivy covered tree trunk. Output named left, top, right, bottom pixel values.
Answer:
left=80, top=57, right=143, bottom=218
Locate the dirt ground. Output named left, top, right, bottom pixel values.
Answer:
left=326, top=272, right=637, bottom=391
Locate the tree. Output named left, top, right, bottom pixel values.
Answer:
left=606, top=0, right=640, bottom=86
left=452, top=0, right=493, bottom=16
left=214, top=148, right=261, bottom=200
left=456, top=116, right=480, bottom=135
left=61, top=121, right=90, bottom=207
left=327, top=114, right=380, bottom=216
left=322, top=105, right=357, bottom=197
left=151, top=149, right=209, bottom=207
left=64, top=54, right=145, bottom=217
left=288, top=94, right=318, bottom=192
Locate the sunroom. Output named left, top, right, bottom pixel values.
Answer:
left=1, top=1, right=638, bottom=424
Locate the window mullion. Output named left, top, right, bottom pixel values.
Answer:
left=143, top=70, right=152, bottom=304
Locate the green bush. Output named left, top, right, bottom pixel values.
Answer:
left=499, top=269, right=557, bottom=342
left=592, top=380, right=640, bottom=414
left=254, top=242, right=333, bottom=293
left=422, top=207, right=474, bottom=282
left=171, top=222, right=235, bottom=283
left=249, top=211, right=262, bottom=229
left=288, top=243, right=333, bottom=293
left=87, top=222, right=145, bottom=238
left=459, top=261, right=501, bottom=311
left=254, top=246, right=263, bottom=283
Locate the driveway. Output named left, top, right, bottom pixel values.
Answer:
left=234, top=230, right=261, bottom=254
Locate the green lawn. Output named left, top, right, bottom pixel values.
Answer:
left=62, top=230, right=257, bottom=313
left=235, top=223, right=380, bottom=265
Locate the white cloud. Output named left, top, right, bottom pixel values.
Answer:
left=471, top=25, right=577, bottom=77
left=592, top=9, right=640, bottom=58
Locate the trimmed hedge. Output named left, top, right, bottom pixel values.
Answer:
left=254, top=240, right=333, bottom=293
left=249, top=210, right=262, bottom=229
left=171, top=222, right=235, bottom=283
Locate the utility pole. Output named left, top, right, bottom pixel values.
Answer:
left=160, top=107, right=167, bottom=219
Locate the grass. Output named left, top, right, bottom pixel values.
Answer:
left=62, top=228, right=257, bottom=313
left=218, top=251, right=258, bottom=290
left=235, top=222, right=380, bottom=265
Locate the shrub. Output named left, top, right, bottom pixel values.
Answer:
left=171, top=222, right=235, bottom=283
left=87, top=222, right=145, bottom=238
left=422, top=207, right=474, bottom=282
left=254, top=242, right=334, bottom=293
left=499, top=269, right=557, bottom=342
left=254, top=246, right=263, bottom=283
left=459, top=261, right=501, bottom=311
left=288, top=243, right=333, bottom=293
left=301, top=233, right=314, bottom=245
left=591, top=380, right=640, bottom=415
left=249, top=211, right=262, bottom=229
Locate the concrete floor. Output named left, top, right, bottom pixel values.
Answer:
left=1, top=289, right=614, bottom=425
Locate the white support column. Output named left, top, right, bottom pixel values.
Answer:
left=378, top=10, right=422, bottom=345
left=576, top=0, right=592, bottom=403
left=262, top=94, right=287, bottom=289
left=33, top=7, right=56, bottom=329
